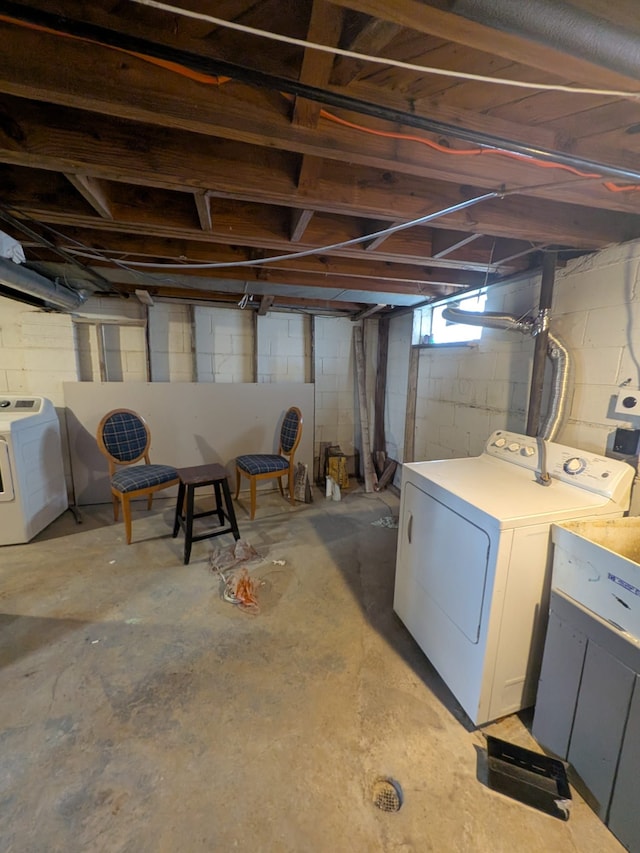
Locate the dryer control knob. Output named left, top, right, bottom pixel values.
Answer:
left=507, top=442, right=520, bottom=452
left=493, top=437, right=506, bottom=447
left=564, top=456, right=585, bottom=474
left=0, top=400, right=9, bottom=408
left=522, top=446, right=535, bottom=457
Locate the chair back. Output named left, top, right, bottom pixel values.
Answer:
left=279, top=407, right=303, bottom=457
left=97, top=409, right=151, bottom=467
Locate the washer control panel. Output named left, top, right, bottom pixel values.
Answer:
left=484, top=430, right=633, bottom=499
left=0, top=397, right=43, bottom=415
left=485, top=431, right=538, bottom=468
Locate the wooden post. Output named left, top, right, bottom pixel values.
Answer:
left=403, top=346, right=419, bottom=463
left=353, top=325, right=375, bottom=493
left=374, top=316, right=389, bottom=453
left=526, top=252, right=556, bottom=436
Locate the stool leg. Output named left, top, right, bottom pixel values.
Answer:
left=184, top=484, right=195, bottom=565
left=213, top=480, right=225, bottom=526
left=172, top=482, right=185, bottom=538
left=221, top=478, right=241, bottom=541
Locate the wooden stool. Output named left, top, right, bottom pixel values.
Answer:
left=172, top=463, right=240, bottom=565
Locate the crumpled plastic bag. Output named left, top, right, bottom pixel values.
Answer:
left=209, top=539, right=260, bottom=573
left=0, top=230, right=25, bottom=264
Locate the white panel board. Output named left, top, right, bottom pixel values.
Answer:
left=64, top=382, right=314, bottom=505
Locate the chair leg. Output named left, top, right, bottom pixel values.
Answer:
left=250, top=476, right=257, bottom=520
left=147, top=493, right=153, bottom=511
left=112, top=492, right=120, bottom=522
left=235, top=467, right=242, bottom=500
left=122, top=495, right=133, bottom=544
left=277, top=476, right=285, bottom=497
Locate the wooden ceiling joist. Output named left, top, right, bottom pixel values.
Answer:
left=64, top=173, right=112, bottom=220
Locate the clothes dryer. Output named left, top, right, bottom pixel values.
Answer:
left=393, top=431, right=633, bottom=726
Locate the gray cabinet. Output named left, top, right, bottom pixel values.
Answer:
left=533, top=590, right=640, bottom=851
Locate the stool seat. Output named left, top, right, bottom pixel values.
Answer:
left=172, top=463, right=240, bottom=564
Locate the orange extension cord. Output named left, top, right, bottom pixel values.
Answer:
left=2, top=12, right=639, bottom=194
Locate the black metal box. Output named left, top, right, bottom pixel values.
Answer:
left=486, top=735, right=572, bottom=820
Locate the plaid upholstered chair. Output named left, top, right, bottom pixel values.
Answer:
left=96, top=409, right=179, bottom=544
left=235, top=406, right=303, bottom=519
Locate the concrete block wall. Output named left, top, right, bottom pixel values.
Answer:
left=149, top=302, right=193, bottom=382
left=413, top=278, right=536, bottom=461
left=408, top=238, right=640, bottom=463
left=194, top=307, right=253, bottom=383
left=0, top=296, right=76, bottom=405
left=313, top=316, right=356, bottom=463
left=74, top=296, right=147, bottom=382
left=257, top=313, right=309, bottom=383
left=551, top=241, right=640, bottom=454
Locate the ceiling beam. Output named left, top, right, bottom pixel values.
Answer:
left=194, top=191, right=212, bottom=231
left=64, top=173, right=112, bottom=219
left=351, top=303, right=388, bottom=320
left=257, top=294, right=275, bottom=315
left=1, top=29, right=639, bottom=213
left=293, top=0, right=344, bottom=129
left=109, top=282, right=367, bottom=313
left=331, top=18, right=403, bottom=86
left=433, top=232, right=484, bottom=258
left=328, top=0, right=640, bottom=91
left=290, top=208, right=315, bottom=242
left=37, top=227, right=488, bottom=290
left=0, top=106, right=635, bottom=247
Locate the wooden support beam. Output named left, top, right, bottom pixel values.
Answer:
left=290, top=208, right=314, bottom=242
left=257, top=294, right=275, bottom=316
left=331, top=19, right=403, bottom=86
left=64, top=173, right=112, bottom=219
left=351, top=304, right=387, bottom=321
left=194, top=191, right=212, bottom=231
left=353, top=325, right=375, bottom=493
left=403, top=346, right=419, bottom=464
left=374, top=316, right=389, bottom=453
left=365, top=221, right=402, bottom=252
left=3, top=24, right=640, bottom=217
left=433, top=232, right=484, bottom=259
left=329, top=0, right=640, bottom=91
left=293, top=0, right=345, bottom=129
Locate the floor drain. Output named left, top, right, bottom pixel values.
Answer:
left=372, top=777, right=403, bottom=813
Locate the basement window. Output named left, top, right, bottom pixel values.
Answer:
left=413, top=287, right=487, bottom=346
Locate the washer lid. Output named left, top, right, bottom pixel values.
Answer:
left=403, top=456, right=621, bottom=530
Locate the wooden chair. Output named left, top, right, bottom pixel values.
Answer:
left=96, top=408, right=179, bottom=544
left=235, top=406, right=303, bottom=519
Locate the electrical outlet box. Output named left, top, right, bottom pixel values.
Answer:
left=613, top=428, right=640, bottom=456
left=615, top=393, right=640, bottom=416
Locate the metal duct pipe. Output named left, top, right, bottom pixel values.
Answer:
left=450, top=0, right=640, bottom=81
left=441, top=304, right=572, bottom=440
left=441, top=305, right=534, bottom=334
left=539, top=331, right=572, bottom=442
left=0, top=258, right=87, bottom=311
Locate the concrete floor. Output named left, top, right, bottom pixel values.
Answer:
left=0, top=486, right=625, bottom=852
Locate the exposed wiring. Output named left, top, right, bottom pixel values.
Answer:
left=129, top=0, right=640, bottom=100
left=4, top=10, right=640, bottom=193
left=56, top=192, right=500, bottom=270
left=0, top=12, right=230, bottom=87
left=318, top=109, right=603, bottom=180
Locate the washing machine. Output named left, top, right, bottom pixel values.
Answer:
left=393, top=430, right=634, bottom=726
left=0, top=395, right=68, bottom=545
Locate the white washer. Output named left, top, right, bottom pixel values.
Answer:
left=0, top=396, right=68, bottom=545
left=393, top=430, right=634, bottom=726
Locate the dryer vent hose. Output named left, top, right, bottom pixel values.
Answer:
left=441, top=305, right=572, bottom=441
